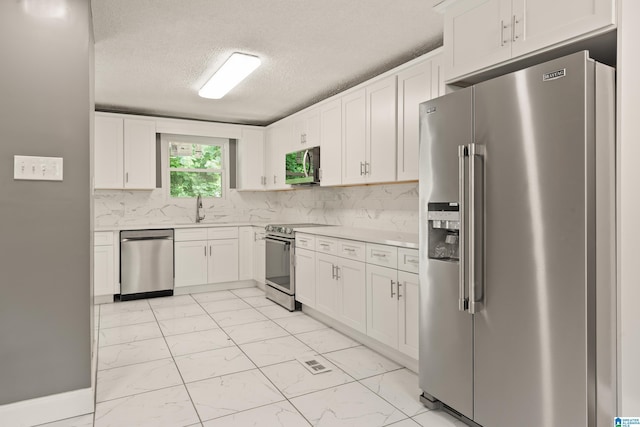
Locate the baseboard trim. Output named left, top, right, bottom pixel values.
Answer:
left=0, top=387, right=93, bottom=427
left=173, top=279, right=258, bottom=295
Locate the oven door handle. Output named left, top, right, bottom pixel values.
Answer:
left=266, top=236, right=293, bottom=245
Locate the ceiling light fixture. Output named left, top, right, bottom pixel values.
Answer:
left=198, top=53, right=261, bottom=99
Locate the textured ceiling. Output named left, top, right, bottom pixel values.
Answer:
left=91, top=0, right=444, bottom=126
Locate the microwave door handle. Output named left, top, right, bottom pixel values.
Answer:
left=302, top=150, right=309, bottom=177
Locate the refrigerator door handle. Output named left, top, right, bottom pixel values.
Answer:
left=468, top=143, right=485, bottom=314
left=458, top=145, right=468, bottom=312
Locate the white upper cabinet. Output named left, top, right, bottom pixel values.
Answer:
left=237, top=127, right=265, bottom=190
left=366, top=75, right=398, bottom=184
left=123, top=118, right=156, bottom=189
left=397, top=60, right=432, bottom=181
left=291, top=107, right=320, bottom=147
left=510, top=0, right=615, bottom=57
left=94, top=114, right=156, bottom=190
left=444, top=0, right=512, bottom=82
left=342, top=88, right=367, bottom=185
left=342, top=75, right=398, bottom=185
left=264, top=123, right=290, bottom=190
left=442, top=0, right=615, bottom=82
left=319, top=99, right=342, bottom=186
left=94, top=115, right=124, bottom=189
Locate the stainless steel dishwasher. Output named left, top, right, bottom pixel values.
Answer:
left=120, top=229, right=174, bottom=300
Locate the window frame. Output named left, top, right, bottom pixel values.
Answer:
left=161, top=133, right=229, bottom=200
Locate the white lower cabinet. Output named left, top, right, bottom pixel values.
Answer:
left=94, top=232, right=116, bottom=298
left=336, top=257, right=366, bottom=334
left=253, top=227, right=266, bottom=284
left=305, top=236, right=419, bottom=359
left=316, top=252, right=339, bottom=317
left=315, top=250, right=366, bottom=334
left=366, top=247, right=420, bottom=358
left=174, top=227, right=239, bottom=287
left=175, top=240, right=208, bottom=287
left=238, top=227, right=254, bottom=280
left=208, top=239, right=239, bottom=283
left=295, top=247, right=316, bottom=307
left=366, top=264, right=399, bottom=348
left=398, top=270, right=419, bottom=359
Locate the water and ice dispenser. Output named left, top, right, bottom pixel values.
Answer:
left=427, top=202, right=460, bottom=261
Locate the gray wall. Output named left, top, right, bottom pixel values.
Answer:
left=0, top=0, right=92, bottom=404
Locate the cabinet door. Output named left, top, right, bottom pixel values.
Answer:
left=341, top=89, right=367, bottom=185
left=238, top=227, right=254, bottom=280
left=305, top=108, right=320, bottom=147
left=397, top=271, right=419, bottom=359
left=511, top=0, right=614, bottom=58
left=253, top=228, right=266, bottom=284
left=315, top=253, right=338, bottom=317
left=208, top=239, right=239, bottom=283
left=175, top=240, right=208, bottom=287
left=292, top=108, right=320, bottom=147
left=366, top=264, right=398, bottom=348
left=366, top=75, right=398, bottom=184
left=94, top=245, right=114, bottom=297
left=444, top=0, right=511, bottom=81
left=397, top=61, right=431, bottom=181
left=431, top=53, right=446, bottom=99
left=319, top=99, right=342, bottom=186
left=94, top=115, right=124, bottom=189
left=123, top=118, right=156, bottom=189
left=295, top=248, right=316, bottom=307
left=237, top=128, right=265, bottom=190
left=337, top=258, right=366, bottom=334
left=265, top=124, right=289, bottom=190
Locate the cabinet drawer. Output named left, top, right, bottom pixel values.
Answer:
left=94, top=232, right=114, bottom=246
left=296, top=233, right=316, bottom=250
left=366, top=243, right=398, bottom=269
left=315, top=236, right=338, bottom=255
left=398, top=248, right=419, bottom=273
left=175, top=228, right=208, bottom=242
left=338, top=239, right=366, bottom=262
left=207, top=227, right=239, bottom=240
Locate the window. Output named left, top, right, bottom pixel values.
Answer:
left=168, top=140, right=224, bottom=198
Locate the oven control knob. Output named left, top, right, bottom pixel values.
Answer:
left=285, top=227, right=293, bottom=234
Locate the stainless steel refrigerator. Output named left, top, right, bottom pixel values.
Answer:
left=418, top=51, right=616, bottom=427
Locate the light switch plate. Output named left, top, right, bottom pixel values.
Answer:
left=14, top=155, right=63, bottom=181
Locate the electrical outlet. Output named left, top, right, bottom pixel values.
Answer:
left=14, top=155, right=63, bottom=181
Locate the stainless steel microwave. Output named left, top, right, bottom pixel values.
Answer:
left=285, top=146, right=320, bottom=185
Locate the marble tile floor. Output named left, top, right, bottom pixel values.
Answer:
left=38, top=287, right=466, bottom=427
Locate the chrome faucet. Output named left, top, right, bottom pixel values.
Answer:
left=196, top=194, right=205, bottom=223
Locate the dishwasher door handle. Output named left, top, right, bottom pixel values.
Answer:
left=121, top=237, right=173, bottom=242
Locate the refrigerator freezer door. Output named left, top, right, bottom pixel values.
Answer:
left=418, top=87, right=474, bottom=419
left=472, top=52, right=593, bottom=427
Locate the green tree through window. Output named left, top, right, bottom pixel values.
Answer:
left=169, top=143, right=223, bottom=198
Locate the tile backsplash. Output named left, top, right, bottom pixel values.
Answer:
left=94, top=182, right=418, bottom=233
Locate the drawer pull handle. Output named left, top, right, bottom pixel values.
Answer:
left=372, top=252, right=388, bottom=258
left=406, top=257, right=418, bottom=265
left=344, top=248, right=356, bottom=253
left=397, top=282, right=402, bottom=300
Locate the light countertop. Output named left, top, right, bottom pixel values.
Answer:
left=293, top=226, right=418, bottom=249
left=95, top=223, right=418, bottom=248
left=94, top=222, right=271, bottom=232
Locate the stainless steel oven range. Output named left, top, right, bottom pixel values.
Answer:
left=264, top=223, right=326, bottom=310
